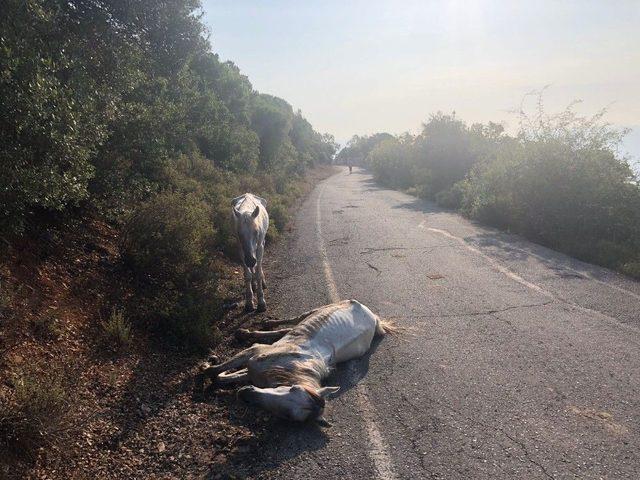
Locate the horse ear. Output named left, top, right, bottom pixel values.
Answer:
left=317, top=386, right=340, bottom=398
left=252, top=205, right=260, bottom=218
left=315, top=416, right=332, bottom=428
left=231, top=195, right=244, bottom=208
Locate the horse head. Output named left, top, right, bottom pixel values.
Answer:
left=233, top=203, right=261, bottom=268
left=237, top=384, right=340, bottom=425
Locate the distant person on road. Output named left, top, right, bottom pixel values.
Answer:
left=347, top=161, right=353, bottom=174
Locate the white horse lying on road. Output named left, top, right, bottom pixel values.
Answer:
left=197, top=300, right=395, bottom=425
left=232, top=193, right=269, bottom=312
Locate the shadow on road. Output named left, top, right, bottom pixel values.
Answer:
left=388, top=194, right=445, bottom=215
left=360, top=176, right=387, bottom=193
left=387, top=191, right=634, bottom=285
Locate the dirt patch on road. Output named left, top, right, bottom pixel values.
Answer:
left=567, top=405, right=629, bottom=436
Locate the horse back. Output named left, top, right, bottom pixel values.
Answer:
left=284, top=300, right=379, bottom=365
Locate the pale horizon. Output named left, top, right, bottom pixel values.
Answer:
left=202, top=0, right=640, bottom=164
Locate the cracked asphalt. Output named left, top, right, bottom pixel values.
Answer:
left=235, top=167, right=640, bottom=479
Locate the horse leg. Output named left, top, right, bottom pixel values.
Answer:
left=260, top=242, right=267, bottom=290
left=243, top=265, right=255, bottom=312
left=236, top=327, right=292, bottom=344
left=215, top=369, right=250, bottom=388
left=255, top=242, right=267, bottom=312
left=197, top=344, right=262, bottom=389
left=261, top=306, right=321, bottom=328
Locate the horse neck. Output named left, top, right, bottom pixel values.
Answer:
left=296, top=371, right=322, bottom=390
left=294, top=357, right=328, bottom=390
left=262, top=358, right=325, bottom=390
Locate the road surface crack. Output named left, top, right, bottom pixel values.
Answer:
left=421, top=244, right=463, bottom=253
left=389, top=301, right=554, bottom=322
left=360, top=247, right=408, bottom=255
left=402, top=394, right=555, bottom=479
left=435, top=301, right=554, bottom=318
left=389, top=393, right=437, bottom=476
left=328, top=236, right=350, bottom=246
left=366, top=262, right=382, bottom=276
left=359, top=245, right=455, bottom=256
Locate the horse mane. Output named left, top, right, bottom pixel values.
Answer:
left=266, top=367, right=327, bottom=412
left=261, top=357, right=329, bottom=390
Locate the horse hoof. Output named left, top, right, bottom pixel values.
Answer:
left=256, top=303, right=267, bottom=313
left=244, top=303, right=255, bottom=313
left=192, top=391, right=206, bottom=402
left=193, top=373, right=209, bottom=398
left=235, top=328, right=251, bottom=340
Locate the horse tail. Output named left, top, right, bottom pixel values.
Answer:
left=375, top=316, right=399, bottom=336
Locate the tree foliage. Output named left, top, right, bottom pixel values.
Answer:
left=0, top=0, right=337, bottom=233
left=336, top=133, right=395, bottom=166
left=0, top=0, right=337, bottom=348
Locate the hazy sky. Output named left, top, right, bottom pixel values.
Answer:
left=202, top=0, right=640, bottom=163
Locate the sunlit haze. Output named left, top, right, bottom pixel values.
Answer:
left=202, top=0, right=640, bottom=163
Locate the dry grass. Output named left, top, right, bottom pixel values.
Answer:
left=30, top=314, right=61, bottom=341
left=100, top=308, right=133, bottom=352
left=0, top=367, right=70, bottom=460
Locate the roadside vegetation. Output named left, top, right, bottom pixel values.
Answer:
left=100, top=308, right=133, bottom=353
left=338, top=95, right=640, bottom=278
left=0, top=0, right=336, bottom=474
left=1, top=0, right=336, bottom=341
left=0, top=366, right=71, bottom=462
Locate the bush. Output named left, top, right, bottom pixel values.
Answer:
left=30, top=314, right=61, bottom=341
left=622, top=260, right=640, bottom=279
left=460, top=102, right=640, bottom=273
left=122, top=191, right=214, bottom=285
left=0, top=0, right=338, bottom=357
left=100, top=309, right=133, bottom=352
left=362, top=115, right=505, bottom=199
left=129, top=283, right=222, bottom=352
left=166, top=296, right=223, bottom=352
left=0, top=0, right=106, bottom=234
left=0, top=281, right=14, bottom=317
left=268, top=197, right=290, bottom=234
left=435, top=181, right=466, bottom=209
left=122, top=191, right=221, bottom=350
left=0, top=367, right=69, bottom=459
left=368, top=137, right=415, bottom=190
left=1, top=0, right=337, bottom=235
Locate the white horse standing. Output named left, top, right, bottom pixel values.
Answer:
left=232, top=193, right=269, bottom=312
left=197, top=300, right=395, bottom=425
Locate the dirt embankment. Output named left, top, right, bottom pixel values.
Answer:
left=0, top=166, right=337, bottom=480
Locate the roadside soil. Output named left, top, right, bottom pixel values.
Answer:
left=0, top=166, right=336, bottom=480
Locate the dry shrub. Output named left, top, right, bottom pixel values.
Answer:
left=0, top=367, right=70, bottom=461
left=100, top=308, right=133, bottom=352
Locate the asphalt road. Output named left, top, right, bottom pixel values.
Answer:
left=234, top=167, right=640, bottom=479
